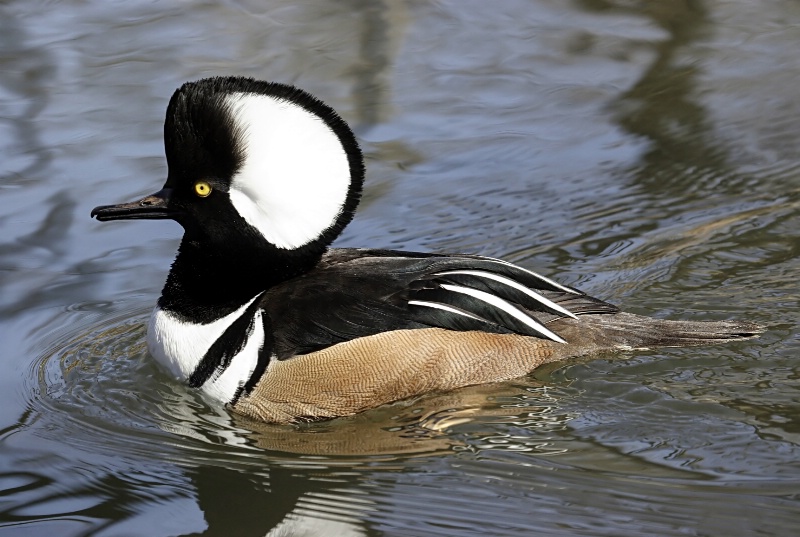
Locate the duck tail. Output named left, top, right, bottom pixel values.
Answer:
left=548, top=312, right=763, bottom=355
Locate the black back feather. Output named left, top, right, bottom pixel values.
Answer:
left=261, top=248, right=617, bottom=359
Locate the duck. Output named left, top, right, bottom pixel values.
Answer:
left=91, top=76, right=762, bottom=424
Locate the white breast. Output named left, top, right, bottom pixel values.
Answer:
left=147, top=295, right=264, bottom=404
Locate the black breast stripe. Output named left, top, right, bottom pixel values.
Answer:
left=234, top=312, right=274, bottom=402
left=188, top=295, right=266, bottom=388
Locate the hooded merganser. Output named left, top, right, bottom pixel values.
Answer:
left=91, top=77, right=761, bottom=423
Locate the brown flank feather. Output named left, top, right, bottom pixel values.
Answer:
left=234, top=316, right=762, bottom=424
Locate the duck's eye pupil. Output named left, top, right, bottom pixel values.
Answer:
left=194, top=181, right=212, bottom=197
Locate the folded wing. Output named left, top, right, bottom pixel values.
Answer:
left=262, top=248, right=619, bottom=359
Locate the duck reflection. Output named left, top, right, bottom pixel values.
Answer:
left=591, top=0, right=737, bottom=194
left=179, top=380, right=576, bottom=537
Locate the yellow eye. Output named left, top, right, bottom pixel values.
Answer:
left=194, top=181, right=212, bottom=198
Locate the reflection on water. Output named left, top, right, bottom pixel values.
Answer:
left=2, top=0, right=800, bottom=535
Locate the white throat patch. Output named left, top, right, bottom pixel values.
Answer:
left=226, top=92, right=352, bottom=249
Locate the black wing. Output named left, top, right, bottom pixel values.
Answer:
left=262, top=248, right=619, bottom=359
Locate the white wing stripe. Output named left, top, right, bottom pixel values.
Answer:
left=409, top=300, right=484, bottom=321
left=434, top=269, right=578, bottom=319
left=479, top=257, right=580, bottom=294
left=439, top=284, right=567, bottom=344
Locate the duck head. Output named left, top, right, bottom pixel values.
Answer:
left=92, top=77, right=364, bottom=264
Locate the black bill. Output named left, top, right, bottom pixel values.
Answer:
left=91, top=188, right=176, bottom=221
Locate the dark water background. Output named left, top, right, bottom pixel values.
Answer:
left=2, top=1, right=799, bottom=535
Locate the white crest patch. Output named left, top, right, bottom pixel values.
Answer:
left=226, top=92, right=352, bottom=249
left=147, top=295, right=263, bottom=404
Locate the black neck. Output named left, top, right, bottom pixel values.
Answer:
left=158, top=237, right=324, bottom=323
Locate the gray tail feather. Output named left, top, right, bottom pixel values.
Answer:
left=549, top=312, right=763, bottom=354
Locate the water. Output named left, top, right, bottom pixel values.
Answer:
left=2, top=1, right=799, bottom=535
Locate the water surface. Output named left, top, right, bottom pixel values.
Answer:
left=2, top=1, right=799, bottom=535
